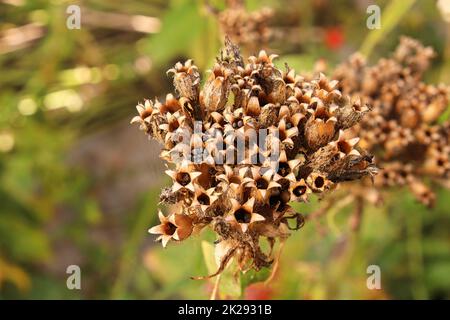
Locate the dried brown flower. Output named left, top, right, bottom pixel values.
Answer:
left=132, top=38, right=377, bottom=277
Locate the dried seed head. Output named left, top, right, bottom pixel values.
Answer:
left=216, top=0, right=273, bottom=50
left=334, top=37, right=450, bottom=206
left=132, top=38, right=377, bottom=276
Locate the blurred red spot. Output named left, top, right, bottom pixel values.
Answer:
left=244, top=283, right=273, bottom=300
left=324, top=26, right=344, bottom=50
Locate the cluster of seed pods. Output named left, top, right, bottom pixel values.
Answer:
left=216, top=0, right=273, bottom=50
left=131, top=38, right=377, bottom=276
left=334, top=37, right=450, bottom=207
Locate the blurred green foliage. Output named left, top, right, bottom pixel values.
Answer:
left=0, top=0, right=449, bottom=299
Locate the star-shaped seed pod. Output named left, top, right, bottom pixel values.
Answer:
left=130, top=99, right=155, bottom=133
left=226, top=198, right=265, bottom=233
left=247, top=167, right=280, bottom=200
left=289, top=179, right=311, bottom=202
left=217, top=165, right=252, bottom=193
left=269, top=150, right=301, bottom=183
left=329, top=130, right=361, bottom=158
left=278, top=105, right=306, bottom=129
left=270, top=118, right=299, bottom=150
left=149, top=210, right=193, bottom=247
left=158, top=111, right=185, bottom=148
left=248, top=50, right=278, bottom=66
left=191, top=187, right=219, bottom=213
left=307, top=172, right=334, bottom=193
left=166, top=161, right=202, bottom=193
left=153, top=94, right=181, bottom=116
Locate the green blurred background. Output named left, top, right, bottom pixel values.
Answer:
left=0, top=0, right=449, bottom=299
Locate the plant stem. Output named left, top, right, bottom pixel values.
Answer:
left=406, top=210, right=428, bottom=299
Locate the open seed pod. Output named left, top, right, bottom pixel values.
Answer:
left=132, top=38, right=377, bottom=277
